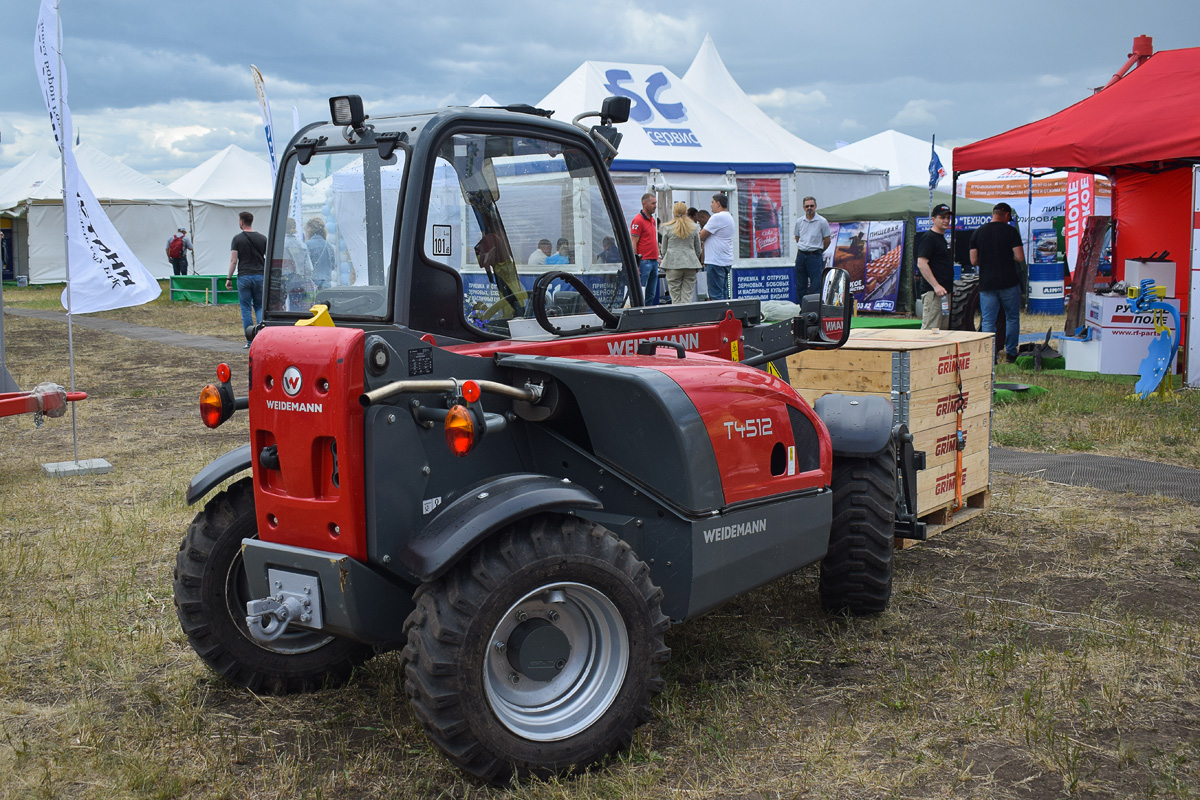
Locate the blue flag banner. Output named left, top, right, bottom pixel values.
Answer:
left=928, top=148, right=945, bottom=190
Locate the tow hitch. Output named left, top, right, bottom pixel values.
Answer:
left=245, top=570, right=323, bottom=643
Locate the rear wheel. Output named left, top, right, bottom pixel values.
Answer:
left=173, top=478, right=373, bottom=694
left=401, top=515, right=670, bottom=782
left=820, top=442, right=896, bottom=615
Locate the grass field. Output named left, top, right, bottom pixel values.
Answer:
left=1, top=290, right=1198, bottom=798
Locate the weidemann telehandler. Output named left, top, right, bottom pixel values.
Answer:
left=174, top=93, right=926, bottom=781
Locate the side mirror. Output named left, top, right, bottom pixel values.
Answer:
left=817, top=268, right=852, bottom=346
left=601, top=96, right=631, bottom=125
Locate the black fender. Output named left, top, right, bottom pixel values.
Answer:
left=396, top=473, right=603, bottom=584
left=813, top=394, right=894, bottom=458
left=186, top=444, right=252, bottom=505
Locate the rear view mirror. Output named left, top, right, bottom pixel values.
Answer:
left=601, top=96, right=631, bottom=125
left=817, top=268, right=851, bottom=347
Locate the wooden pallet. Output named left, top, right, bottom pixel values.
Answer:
left=897, top=488, right=991, bottom=549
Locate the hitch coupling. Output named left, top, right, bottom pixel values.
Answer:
left=245, top=570, right=323, bottom=643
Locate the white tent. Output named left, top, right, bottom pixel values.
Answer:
left=681, top=34, right=888, bottom=207
left=836, top=130, right=953, bottom=189
left=0, top=143, right=189, bottom=284
left=539, top=60, right=806, bottom=281
left=169, top=145, right=273, bottom=275
left=470, top=94, right=500, bottom=107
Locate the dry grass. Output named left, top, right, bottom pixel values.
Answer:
left=2, top=297, right=1199, bottom=798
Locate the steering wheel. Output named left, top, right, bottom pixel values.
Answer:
left=530, top=271, right=619, bottom=336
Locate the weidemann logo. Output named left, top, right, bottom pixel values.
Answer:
left=702, top=518, right=767, bottom=544
left=266, top=400, right=323, bottom=413
left=645, top=128, right=701, bottom=147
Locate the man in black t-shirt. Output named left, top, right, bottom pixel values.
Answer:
left=226, top=211, right=268, bottom=348
left=970, top=202, right=1026, bottom=362
left=916, top=204, right=954, bottom=329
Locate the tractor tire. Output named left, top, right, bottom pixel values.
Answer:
left=820, top=442, right=896, bottom=615
left=951, top=274, right=981, bottom=331
left=173, top=478, right=373, bottom=694
left=401, top=514, right=670, bottom=782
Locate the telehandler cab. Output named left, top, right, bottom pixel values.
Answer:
left=175, top=93, right=925, bottom=781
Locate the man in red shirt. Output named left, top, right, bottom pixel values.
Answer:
left=630, top=193, right=660, bottom=304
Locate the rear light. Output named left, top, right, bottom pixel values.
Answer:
left=444, top=404, right=476, bottom=457
left=200, top=384, right=226, bottom=428
left=199, top=363, right=237, bottom=428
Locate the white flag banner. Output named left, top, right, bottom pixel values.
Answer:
left=35, top=0, right=160, bottom=314
left=251, top=65, right=278, bottom=180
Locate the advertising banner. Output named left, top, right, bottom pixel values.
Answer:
left=1064, top=173, right=1095, bottom=273
left=35, top=0, right=161, bottom=314
left=736, top=178, right=784, bottom=259
left=731, top=267, right=795, bottom=301
left=959, top=170, right=1111, bottom=266
left=818, top=220, right=906, bottom=312
left=462, top=270, right=622, bottom=323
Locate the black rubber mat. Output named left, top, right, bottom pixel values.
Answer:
left=991, top=447, right=1200, bottom=502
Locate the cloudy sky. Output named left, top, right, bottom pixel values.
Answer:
left=1, top=0, right=1196, bottom=183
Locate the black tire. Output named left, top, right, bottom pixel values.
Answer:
left=820, top=442, right=896, bottom=615
left=401, top=514, right=670, bottom=782
left=951, top=274, right=981, bottom=331
left=173, top=478, right=373, bottom=694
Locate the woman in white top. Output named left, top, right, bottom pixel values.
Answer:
left=658, top=201, right=703, bottom=305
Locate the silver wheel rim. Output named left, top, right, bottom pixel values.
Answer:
left=483, top=581, right=629, bottom=742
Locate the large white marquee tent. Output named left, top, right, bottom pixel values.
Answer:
left=169, top=145, right=273, bottom=275
left=836, top=130, right=953, bottom=189
left=537, top=50, right=885, bottom=275
left=680, top=35, right=887, bottom=208
left=0, top=143, right=188, bottom=284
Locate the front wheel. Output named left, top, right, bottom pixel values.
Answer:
left=820, top=442, right=897, bottom=615
left=401, top=515, right=670, bottom=782
left=173, top=478, right=373, bottom=694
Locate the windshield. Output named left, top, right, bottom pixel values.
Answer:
left=267, top=147, right=404, bottom=319
left=422, top=132, right=630, bottom=337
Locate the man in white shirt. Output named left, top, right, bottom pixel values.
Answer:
left=527, top=239, right=552, bottom=266
left=699, top=193, right=734, bottom=300
left=793, top=196, right=832, bottom=298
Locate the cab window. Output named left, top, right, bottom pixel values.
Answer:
left=422, top=133, right=630, bottom=337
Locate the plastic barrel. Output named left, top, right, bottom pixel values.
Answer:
left=1027, top=262, right=1065, bottom=314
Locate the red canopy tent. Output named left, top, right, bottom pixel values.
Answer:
left=953, top=40, right=1200, bottom=384
left=954, top=44, right=1200, bottom=174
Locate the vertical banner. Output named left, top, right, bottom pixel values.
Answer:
left=1064, top=172, right=1095, bottom=274
left=736, top=178, right=783, bottom=259
left=34, top=0, right=160, bottom=313
left=251, top=65, right=277, bottom=180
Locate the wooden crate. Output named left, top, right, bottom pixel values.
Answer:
left=786, top=329, right=994, bottom=544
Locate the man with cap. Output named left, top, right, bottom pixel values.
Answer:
left=915, top=204, right=954, bottom=329
left=970, top=202, right=1025, bottom=363
left=166, top=227, right=194, bottom=276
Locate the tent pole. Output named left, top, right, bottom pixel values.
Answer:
left=53, top=0, right=80, bottom=466
left=949, top=171, right=958, bottom=326
left=188, top=200, right=197, bottom=274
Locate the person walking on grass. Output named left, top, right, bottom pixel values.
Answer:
left=226, top=211, right=267, bottom=348
left=971, top=202, right=1025, bottom=363
left=166, top=227, right=193, bottom=276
